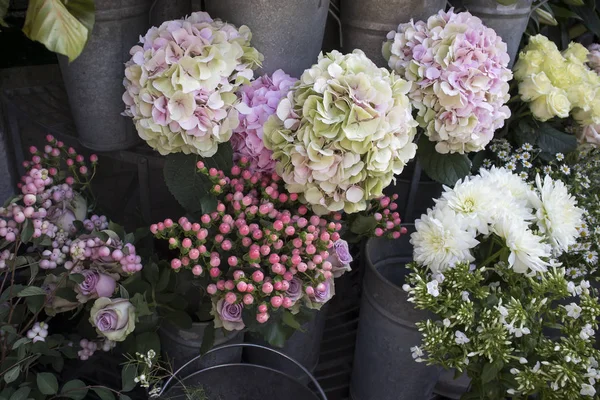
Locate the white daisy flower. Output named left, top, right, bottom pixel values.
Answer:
left=522, top=143, right=533, bottom=151
left=560, top=164, right=571, bottom=175
left=543, top=165, right=552, bottom=174
left=556, top=153, right=565, bottom=161
left=585, top=251, right=598, bottom=264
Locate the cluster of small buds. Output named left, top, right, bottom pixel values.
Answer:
left=83, top=215, right=109, bottom=231
left=67, top=237, right=142, bottom=273
left=26, top=322, right=48, bottom=343
left=21, top=134, right=97, bottom=192
left=152, top=158, right=344, bottom=326
left=369, top=194, right=407, bottom=238
left=77, top=338, right=115, bottom=360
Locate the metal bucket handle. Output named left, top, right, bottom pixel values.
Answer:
left=158, top=343, right=328, bottom=400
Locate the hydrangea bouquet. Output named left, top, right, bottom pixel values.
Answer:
left=380, top=8, right=512, bottom=185
left=123, top=12, right=263, bottom=157
left=151, top=157, right=406, bottom=345
left=0, top=136, right=154, bottom=399
left=404, top=167, right=600, bottom=399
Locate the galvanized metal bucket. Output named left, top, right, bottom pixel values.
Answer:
left=158, top=343, right=327, bottom=400
left=159, top=320, right=244, bottom=372
left=451, top=0, right=533, bottom=67
left=341, top=0, right=447, bottom=67
left=384, top=161, right=443, bottom=223
left=244, top=305, right=328, bottom=384
left=58, top=0, right=151, bottom=151
left=350, top=232, right=441, bottom=400
left=150, top=0, right=192, bottom=26
left=204, top=0, right=330, bottom=78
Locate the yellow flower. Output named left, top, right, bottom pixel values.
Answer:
left=530, top=88, right=571, bottom=121
left=518, top=72, right=554, bottom=102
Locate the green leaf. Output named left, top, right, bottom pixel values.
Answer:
left=199, top=195, right=218, bottom=214
left=417, top=135, right=471, bottom=186
left=349, top=215, right=378, bottom=236
left=37, top=372, right=58, bottom=395
left=55, top=287, right=78, bottom=302
left=108, top=221, right=125, bottom=239
left=282, top=311, right=302, bottom=330
left=0, top=0, right=9, bottom=28
left=262, top=323, right=288, bottom=348
left=119, top=285, right=130, bottom=300
left=10, top=337, right=30, bottom=350
left=537, top=123, right=577, bottom=159
left=470, top=150, right=488, bottom=173
left=91, top=231, right=110, bottom=243
left=571, top=1, right=600, bottom=38
left=26, top=295, right=45, bottom=313
left=20, top=219, right=34, bottom=243
left=156, top=267, right=172, bottom=293
left=22, top=0, right=94, bottom=61
left=481, top=360, right=504, bottom=383
left=60, top=379, right=88, bottom=400
left=8, top=387, right=30, bottom=400
left=51, top=356, right=64, bottom=372
left=121, top=364, right=137, bottom=392
left=163, top=143, right=233, bottom=215
left=142, top=262, right=159, bottom=285
left=130, top=293, right=153, bottom=317
left=69, top=273, right=85, bottom=284
left=119, top=395, right=132, bottom=400
left=200, top=320, right=215, bottom=355
left=92, top=387, right=115, bottom=400
left=3, top=366, right=19, bottom=384
left=17, top=286, right=46, bottom=297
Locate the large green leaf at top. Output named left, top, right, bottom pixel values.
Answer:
left=416, top=135, right=472, bottom=187
left=0, top=0, right=9, bottom=27
left=23, top=0, right=95, bottom=61
left=163, top=143, right=233, bottom=216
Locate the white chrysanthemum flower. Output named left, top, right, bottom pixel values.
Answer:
left=493, top=216, right=551, bottom=274
left=478, top=167, right=536, bottom=212
left=411, top=207, right=479, bottom=274
left=436, top=177, right=497, bottom=234
left=530, top=174, right=584, bottom=254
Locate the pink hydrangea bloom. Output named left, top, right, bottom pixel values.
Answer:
left=383, top=9, right=512, bottom=154
left=232, top=70, right=297, bottom=174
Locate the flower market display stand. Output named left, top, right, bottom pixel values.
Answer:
left=58, top=0, right=151, bottom=151
left=159, top=320, right=244, bottom=372
left=150, top=0, right=192, bottom=27
left=244, top=305, right=329, bottom=384
left=350, top=234, right=441, bottom=400
left=451, top=0, right=533, bottom=66
left=204, top=0, right=330, bottom=77
left=160, top=344, right=328, bottom=400
left=341, top=0, right=447, bottom=67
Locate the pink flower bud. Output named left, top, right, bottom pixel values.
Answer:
left=210, top=268, right=221, bottom=278
left=375, top=228, right=384, bottom=237
left=374, top=213, right=383, bottom=221
left=258, top=304, right=268, bottom=313
left=270, top=296, right=283, bottom=308
left=237, top=281, right=248, bottom=292
left=283, top=272, right=294, bottom=281
left=182, top=238, right=192, bottom=248
left=171, top=258, right=182, bottom=269
left=249, top=248, right=260, bottom=260
left=210, top=257, right=221, bottom=267
left=312, top=255, right=323, bottom=264
left=306, top=245, right=316, bottom=255
left=192, top=265, right=203, bottom=276
left=246, top=283, right=255, bottom=292
left=252, top=271, right=264, bottom=283
left=306, top=286, right=315, bottom=296
left=243, top=294, right=254, bottom=305
left=260, top=245, right=270, bottom=256
left=256, top=312, right=269, bottom=324
left=274, top=281, right=283, bottom=291
left=392, top=231, right=401, bottom=239
left=322, top=261, right=332, bottom=271
left=150, top=224, right=158, bottom=234
left=224, top=280, right=235, bottom=290
left=262, top=282, right=273, bottom=294
left=217, top=280, right=225, bottom=290
left=316, top=283, right=326, bottom=292
left=225, top=292, right=237, bottom=304
left=207, top=284, right=217, bottom=295
left=221, top=240, right=232, bottom=251
left=282, top=297, right=293, bottom=309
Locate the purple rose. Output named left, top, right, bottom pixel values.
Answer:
left=312, top=278, right=335, bottom=306
left=213, top=299, right=245, bottom=331
left=89, top=298, right=136, bottom=342
left=327, top=239, right=353, bottom=278
left=79, top=270, right=117, bottom=297
left=285, top=278, right=303, bottom=302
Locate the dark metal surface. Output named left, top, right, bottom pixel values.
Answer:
left=160, top=343, right=328, bottom=400
left=350, top=233, right=441, bottom=400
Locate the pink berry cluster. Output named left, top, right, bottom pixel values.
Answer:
left=83, top=215, right=109, bottom=232
left=371, top=194, right=408, bottom=238
left=152, top=158, right=344, bottom=330
left=21, top=134, right=98, bottom=189
left=77, top=338, right=115, bottom=361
